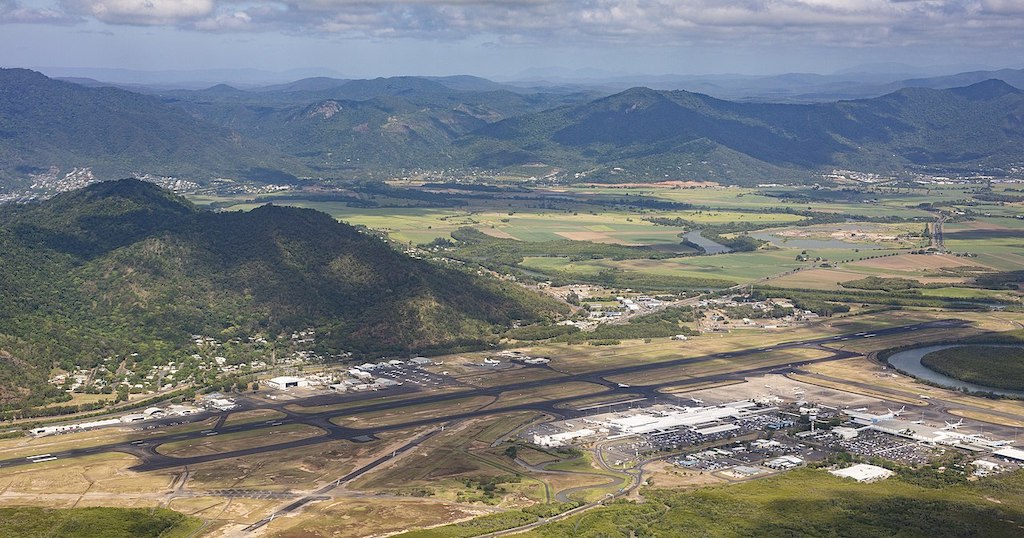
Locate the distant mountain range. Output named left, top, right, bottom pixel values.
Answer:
left=2, top=68, right=1023, bottom=187
left=505, top=68, right=1024, bottom=102
left=0, top=68, right=305, bottom=187
left=0, top=179, right=563, bottom=405
left=461, top=80, right=1024, bottom=182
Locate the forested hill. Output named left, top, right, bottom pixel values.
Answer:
left=0, top=68, right=303, bottom=184
left=463, top=80, right=1024, bottom=182
left=4, top=69, right=1024, bottom=187
left=0, top=179, right=563, bottom=406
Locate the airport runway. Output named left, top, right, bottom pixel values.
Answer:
left=0, top=320, right=967, bottom=473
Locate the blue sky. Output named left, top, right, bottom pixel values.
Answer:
left=2, top=1, right=1022, bottom=80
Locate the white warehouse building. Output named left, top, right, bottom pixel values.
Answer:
left=267, top=376, right=310, bottom=390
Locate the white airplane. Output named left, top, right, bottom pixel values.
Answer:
left=943, top=419, right=965, bottom=430
left=886, top=406, right=906, bottom=417
left=690, top=398, right=703, bottom=405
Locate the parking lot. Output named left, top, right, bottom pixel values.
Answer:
left=372, top=364, right=455, bottom=388
left=825, top=430, right=938, bottom=465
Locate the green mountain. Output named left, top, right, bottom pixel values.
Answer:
left=4, top=69, right=1024, bottom=187
left=0, top=179, right=564, bottom=407
left=0, top=68, right=303, bottom=187
left=161, top=79, right=598, bottom=174
left=462, top=80, right=1024, bottom=183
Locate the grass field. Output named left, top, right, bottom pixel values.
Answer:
left=221, top=409, right=286, bottom=426
left=282, top=388, right=470, bottom=414
left=488, top=382, right=608, bottom=410
left=349, top=415, right=546, bottom=502
left=185, top=431, right=415, bottom=490
left=155, top=424, right=324, bottom=457
left=604, top=348, right=832, bottom=387
left=521, top=247, right=892, bottom=285
left=0, top=453, right=168, bottom=498
left=331, top=396, right=496, bottom=428
left=265, top=498, right=498, bottom=538
left=214, top=203, right=696, bottom=246
left=518, top=468, right=1024, bottom=537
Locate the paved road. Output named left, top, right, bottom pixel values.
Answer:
left=0, top=320, right=965, bottom=473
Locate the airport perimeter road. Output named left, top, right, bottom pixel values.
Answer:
left=0, top=320, right=964, bottom=472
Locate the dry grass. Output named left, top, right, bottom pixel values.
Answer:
left=488, top=382, right=607, bottom=409
left=156, top=424, right=325, bottom=458
left=769, top=268, right=874, bottom=290
left=185, top=432, right=414, bottom=491
left=222, top=409, right=286, bottom=427
left=606, top=348, right=831, bottom=387
left=455, top=367, right=568, bottom=389
left=331, top=396, right=496, bottom=428
left=786, top=373, right=926, bottom=406
left=0, top=453, right=172, bottom=498
left=948, top=409, right=1024, bottom=428
left=264, top=497, right=494, bottom=538
left=167, top=496, right=279, bottom=524
left=642, top=460, right=725, bottom=489
left=284, top=388, right=467, bottom=414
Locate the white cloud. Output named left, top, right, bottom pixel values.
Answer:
left=0, top=0, right=80, bottom=23
left=61, top=0, right=214, bottom=25
left=4, top=1, right=1024, bottom=51
left=194, top=9, right=251, bottom=31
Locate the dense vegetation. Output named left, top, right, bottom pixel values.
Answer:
left=840, top=276, right=930, bottom=292
left=515, top=469, right=1024, bottom=538
left=921, top=345, right=1024, bottom=391
left=0, top=507, right=198, bottom=538
left=756, top=285, right=1011, bottom=311
left=975, top=270, right=1024, bottom=290
left=5, top=69, right=1024, bottom=186
left=0, top=68, right=299, bottom=183
left=0, top=180, right=564, bottom=407
left=465, top=80, right=1024, bottom=183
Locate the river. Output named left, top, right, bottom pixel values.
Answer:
left=683, top=230, right=732, bottom=255
left=886, top=344, right=1024, bottom=398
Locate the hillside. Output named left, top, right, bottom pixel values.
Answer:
left=461, top=80, right=1024, bottom=183
left=0, top=179, right=564, bottom=407
left=0, top=68, right=303, bottom=187
left=4, top=70, right=1024, bottom=187
left=161, top=79, right=597, bottom=174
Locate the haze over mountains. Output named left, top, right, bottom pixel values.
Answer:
left=45, top=64, right=1024, bottom=102
left=1, top=67, right=1023, bottom=188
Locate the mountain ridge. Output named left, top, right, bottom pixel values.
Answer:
left=0, top=68, right=304, bottom=186
left=0, top=179, right=565, bottom=406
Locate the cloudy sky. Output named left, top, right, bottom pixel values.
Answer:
left=1, top=1, right=1022, bottom=80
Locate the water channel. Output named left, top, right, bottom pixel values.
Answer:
left=886, top=344, right=1024, bottom=398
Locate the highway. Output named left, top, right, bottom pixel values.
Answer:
left=0, top=319, right=966, bottom=473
